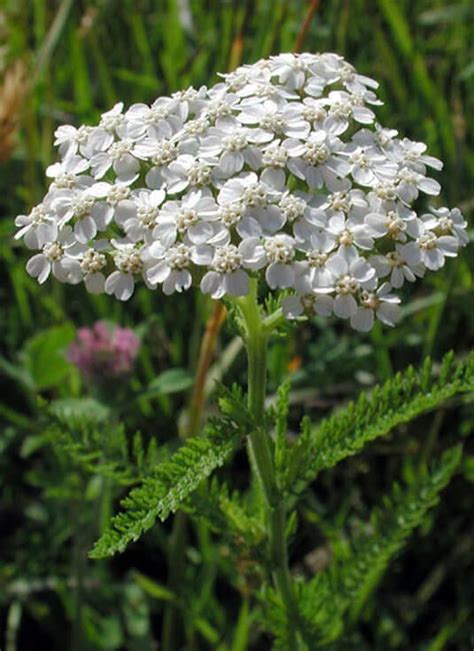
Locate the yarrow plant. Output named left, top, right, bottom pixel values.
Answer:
left=15, top=53, right=471, bottom=649
left=67, top=320, right=140, bottom=380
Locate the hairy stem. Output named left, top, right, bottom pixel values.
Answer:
left=239, top=281, right=301, bottom=644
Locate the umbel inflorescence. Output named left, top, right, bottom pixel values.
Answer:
left=16, top=52, right=468, bottom=331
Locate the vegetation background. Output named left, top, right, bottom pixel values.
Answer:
left=0, top=0, right=473, bottom=649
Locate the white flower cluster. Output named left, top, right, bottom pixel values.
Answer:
left=16, top=52, right=468, bottom=331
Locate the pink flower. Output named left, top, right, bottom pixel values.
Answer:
left=67, top=321, right=139, bottom=379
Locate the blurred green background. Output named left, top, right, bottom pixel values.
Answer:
left=0, top=1, right=473, bottom=649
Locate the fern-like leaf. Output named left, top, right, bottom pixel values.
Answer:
left=285, top=351, right=473, bottom=498
left=187, top=477, right=265, bottom=549
left=273, top=380, right=291, bottom=484
left=295, top=446, right=462, bottom=646
left=89, top=390, right=248, bottom=559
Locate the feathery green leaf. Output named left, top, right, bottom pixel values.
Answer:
left=187, top=478, right=265, bottom=549
left=295, top=446, right=462, bottom=646
left=89, top=392, right=247, bottom=559
left=285, top=351, right=473, bottom=498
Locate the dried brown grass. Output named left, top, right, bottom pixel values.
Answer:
left=0, top=60, right=28, bottom=162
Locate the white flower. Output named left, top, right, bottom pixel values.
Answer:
left=239, top=234, right=296, bottom=289
left=325, top=250, right=377, bottom=318
left=391, top=138, right=443, bottom=174
left=79, top=248, right=108, bottom=294
left=113, top=188, right=166, bottom=242
left=147, top=243, right=194, bottom=295
left=316, top=208, right=375, bottom=255
left=278, top=192, right=325, bottom=242
left=402, top=231, right=459, bottom=271
left=171, top=85, right=209, bottom=117
left=422, top=207, right=469, bottom=247
left=46, top=155, right=91, bottom=184
left=312, top=188, right=367, bottom=224
left=396, top=167, right=440, bottom=203
left=104, top=241, right=153, bottom=300
left=203, top=93, right=241, bottom=123
left=354, top=123, right=398, bottom=151
left=137, top=137, right=178, bottom=166
left=350, top=283, right=400, bottom=331
left=90, top=138, right=140, bottom=183
left=54, top=124, right=94, bottom=158
left=162, top=154, right=213, bottom=194
left=199, top=122, right=261, bottom=178
left=26, top=227, right=84, bottom=284
left=300, top=97, right=328, bottom=130
left=200, top=244, right=250, bottom=298
left=270, top=53, right=311, bottom=90
left=15, top=203, right=58, bottom=249
left=336, top=62, right=380, bottom=96
left=123, top=97, right=184, bottom=141
left=154, top=190, right=219, bottom=247
left=96, top=103, right=126, bottom=140
left=367, top=181, right=398, bottom=211
left=369, top=245, right=425, bottom=288
left=342, top=143, right=397, bottom=186
left=235, top=69, right=298, bottom=104
left=284, top=130, right=349, bottom=190
left=237, top=99, right=309, bottom=142
left=52, top=189, right=104, bottom=243
left=324, top=90, right=376, bottom=135
left=364, top=204, right=421, bottom=243
left=300, top=243, right=337, bottom=291
left=282, top=293, right=334, bottom=319
left=218, top=171, right=281, bottom=208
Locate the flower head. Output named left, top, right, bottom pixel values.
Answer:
left=67, top=321, right=140, bottom=379
left=17, top=52, right=468, bottom=330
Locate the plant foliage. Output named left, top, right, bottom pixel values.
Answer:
left=285, top=351, right=474, bottom=498
left=186, top=477, right=266, bottom=551
left=43, top=398, right=158, bottom=487
left=90, top=387, right=248, bottom=558
left=269, top=446, right=462, bottom=648
left=1, top=0, right=473, bottom=648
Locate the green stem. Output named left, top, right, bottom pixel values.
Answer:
left=239, top=281, right=301, bottom=644
left=161, top=509, right=187, bottom=651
